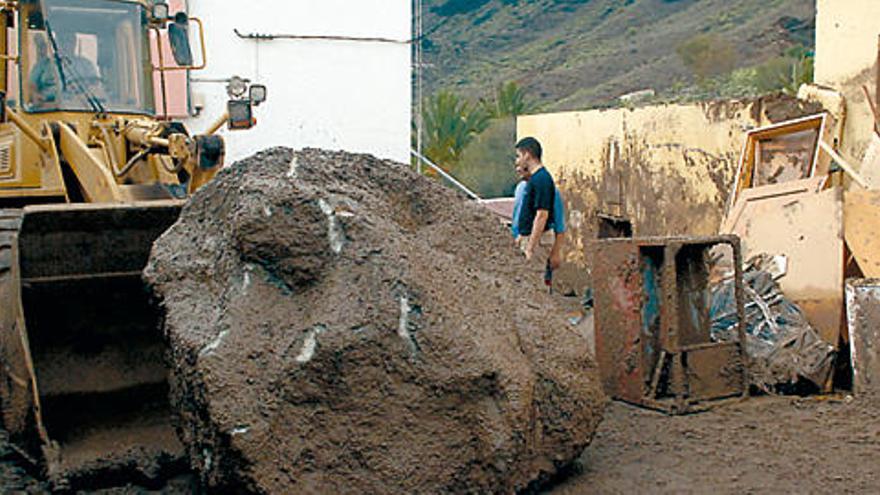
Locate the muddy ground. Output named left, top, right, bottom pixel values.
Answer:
left=1, top=393, right=878, bottom=493
left=549, top=395, right=880, bottom=494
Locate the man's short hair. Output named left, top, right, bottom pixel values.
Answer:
left=515, top=137, right=542, bottom=161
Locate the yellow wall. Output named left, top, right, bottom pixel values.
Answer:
left=517, top=97, right=822, bottom=291
left=511, top=0, right=876, bottom=292
left=815, top=0, right=880, bottom=160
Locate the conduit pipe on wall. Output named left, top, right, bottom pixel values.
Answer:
left=233, top=28, right=413, bottom=44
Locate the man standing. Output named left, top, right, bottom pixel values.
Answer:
left=512, top=162, right=566, bottom=269
left=514, top=137, right=561, bottom=265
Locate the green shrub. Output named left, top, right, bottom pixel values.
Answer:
left=676, top=34, right=738, bottom=81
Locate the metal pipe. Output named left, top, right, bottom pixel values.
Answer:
left=233, top=28, right=413, bottom=44
left=410, top=149, right=482, bottom=201
left=415, top=0, right=423, bottom=174
left=125, top=122, right=169, bottom=149
left=191, top=77, right=251, bottom=84
left=190, top=17, right=209, bottom=70
left=154, top=18, right=208, bottom=72
left=149, top=26, right=171, bottom=119
left=116, top=149, right=149, bottom=177
left=98, top=126, right=121, bottom=174
left=0, top=8, right=7, bottom=95
left=206, top=112, right=228, bottom=135
left=7, top=109, right=50, bottom=151
left=149, top=136, right=170, bottom=147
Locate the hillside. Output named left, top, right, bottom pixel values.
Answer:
left=421, top=0, right=816, bottom=110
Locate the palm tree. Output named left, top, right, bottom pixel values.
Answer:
left=421, top=90, right=489, bottom=169
left=481, top=81, right=535, bottom=118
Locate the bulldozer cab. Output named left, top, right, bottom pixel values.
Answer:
left=0, top=1, right=262, bottom=207
left=19, top=0, right=155, bottom=116
left=0, top=1, right=266, bottom=488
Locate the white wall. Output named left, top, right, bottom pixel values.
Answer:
left=814, top=0, right=880, bottom=160
left=184, top=0, right=412, bottom=163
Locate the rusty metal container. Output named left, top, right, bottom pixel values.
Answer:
left=591, top=235, right=748, bottom=414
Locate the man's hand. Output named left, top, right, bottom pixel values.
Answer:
left=549, top=250, right=561, bottom=270
left=526, top=209, right=549, bottom=262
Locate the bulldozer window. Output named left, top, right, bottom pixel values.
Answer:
left=21, top=0, right=155, bottom=115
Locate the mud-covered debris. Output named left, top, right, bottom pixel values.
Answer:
left=711, top=254, right=835, bottom=391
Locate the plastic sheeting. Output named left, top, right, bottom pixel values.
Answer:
left=711, top=255, right=836, bottom=392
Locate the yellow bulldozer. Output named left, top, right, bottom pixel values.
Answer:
left=0, top=0, right=265, bottom=486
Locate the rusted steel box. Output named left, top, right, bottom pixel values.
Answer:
left=591, top=235, right=748, bottom=414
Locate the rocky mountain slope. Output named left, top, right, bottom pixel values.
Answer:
left=421, top=0, right=815, bottom=110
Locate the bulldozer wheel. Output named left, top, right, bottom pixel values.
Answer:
left=0, top=209, right=32, bottom=436
left=0, top=209, right=22, bottom=273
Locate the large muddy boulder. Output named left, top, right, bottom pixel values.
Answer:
left=144, top=148, right=605, bottom=493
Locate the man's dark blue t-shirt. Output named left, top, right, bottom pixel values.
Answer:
left=517, top=167, right=556, bottom=237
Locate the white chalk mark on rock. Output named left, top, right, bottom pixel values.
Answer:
left=200, top=329, right=229, bottom=357
left=286, top=156, right=299, bottom=178
left=398, top=296, right=418, bottom=354
left=295, top=325, right=326, bottom=363
left=263, top=205, right=273, bottom=217
left=399, top=296, right=410, bottom=339
left=230, top=427, right=250, bottom=436
left=203, top=448, right=213, bottom=472
left=242, top=264, right=254, bottom=292
left=318, top=198, right=345, bottom=254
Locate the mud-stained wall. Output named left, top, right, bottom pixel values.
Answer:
left=517, top=96, right=822, bottom=293
left=815, top=0, right=880, bottom=161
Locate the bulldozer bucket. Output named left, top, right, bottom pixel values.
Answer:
left=0, top=202, right=185, bottom=487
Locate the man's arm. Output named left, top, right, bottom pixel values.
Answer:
left=525, top=209, right=549, bottom=260
left=549, top=232, right=564, bottom=269
left=549, top=190, right=566, bottom=268
left=511, top=181, right=526, bottom=238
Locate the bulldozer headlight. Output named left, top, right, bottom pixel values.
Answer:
left=249, top=85, right=267, bottom=106
left=226, top=76, right=248, bottom=99
left=152, top=2, right=170, bottom=21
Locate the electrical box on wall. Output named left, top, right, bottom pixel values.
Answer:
left=191, top=91, right=205, bottom=117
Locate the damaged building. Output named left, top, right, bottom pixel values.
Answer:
left=518, top=0, right=880, bottom=398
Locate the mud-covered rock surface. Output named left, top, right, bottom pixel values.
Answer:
left=144, top=148, right=606, bottom=493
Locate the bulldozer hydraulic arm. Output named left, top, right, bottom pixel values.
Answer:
left=57, top=124, right=124, bottom=203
